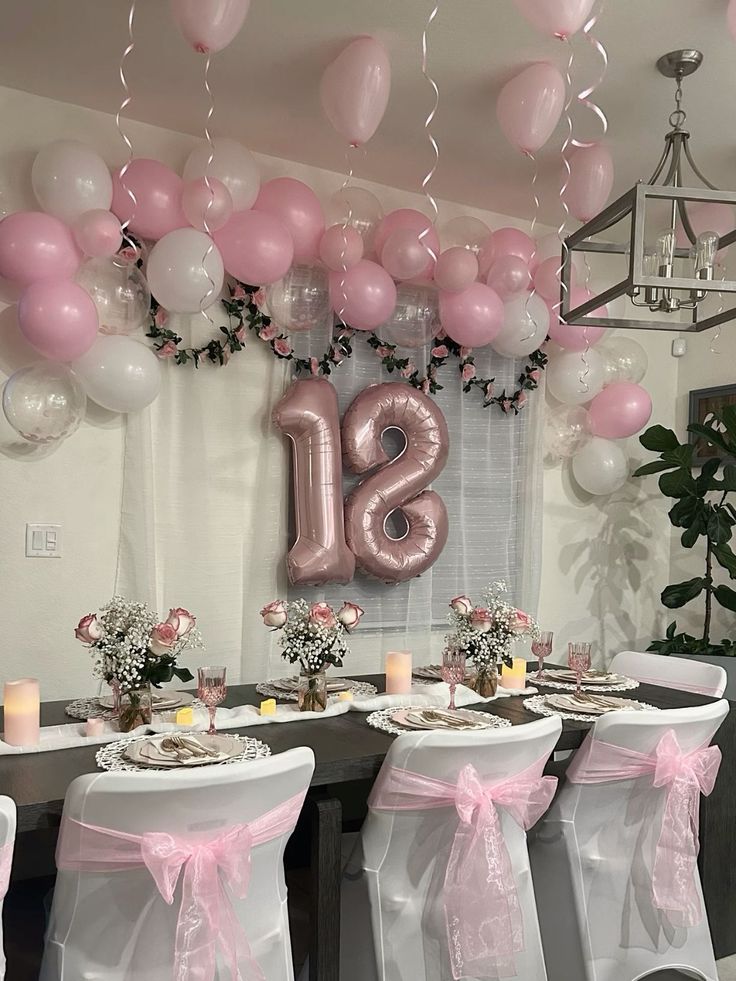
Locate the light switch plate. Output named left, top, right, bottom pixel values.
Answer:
left=25, top=524, right=62, bottom=558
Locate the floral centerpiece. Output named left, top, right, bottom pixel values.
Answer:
left=260, top=598, right=364, bottom=712
left=446, top=581, right=539, bottom=697
left=75, top=597, right=201, bottom=730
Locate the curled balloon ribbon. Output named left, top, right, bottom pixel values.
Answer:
left=571, top=1, right=609, bottom=150
left=418, top=0, right=440, bottom=266
left=198, top=53, right=218, bottom=332
left=336, top=144, right=357, bottom=328
left=521, top=149, right=540, bottom=342
left=116, top=0, right=138, bottom=259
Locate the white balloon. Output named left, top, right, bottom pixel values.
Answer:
left=572, top=436, right=629, bottom=495
left=532, top=232, right=584, bottom=278
left=2, top=363, right=86, bottom=444
left=325, top=187, right=384, bottom=255
left=544, top=404, right=591, bottom=461
left=31, top=140, right=113, bottom=222
left=491, top=293, right=549, bottom=358
left=598, top=335, right=648, bottom=384
left=73, top=336, right=161, bottom=413
left=76, top=257, right=150, bottom=335
left=146, top=228, right=224, bottom=314
left=183, top=137, right=260, bottom=212
left=265, top=264, right=331, bottom=332
left=440, top=215, right=491, bottom=253
left=546, top=348, right=605, bottom=405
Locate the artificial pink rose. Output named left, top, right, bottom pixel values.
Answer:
left=149, top=621, right=178, bottom=656
left=118, top=244, right=138, bottom=263
left=501, top=399, right=512, bottom=414
left=510, top=609, right=533, bottom=634
left=308, top=601, right=337, bottom=630
left=431, top=344, right=449, bottom=359
left=462, top=363, right=476, bottom=381
left=400, top=362, right=416, bottom=379
left=274, top=338, right=292, bottom=357
left=221, top=348, right=231, bottom=365
left=421, top=379, right=430, bottom=395
left=232, top=284, right=247, bottom=300
left=484, top=381, right=494, bottom=400
left=529, top=369, right=540, bottom=382
left=449, top=595, right=473, bottom=616
left=329, top=347, right=342, bottom=365
left=516, top=391, right=527, bottom=408
left=75, top=613, right=103, bottom=644
left=157, top=340, right=177, bottom=359
left=234, top=326, right=246, bottom=343
left=470, top=607, right=493, bottom=633
left=376, top=345, right=392, bottom=358
left=253, top=288, right=267, bottom=308
left=154, top=307, right=168, bottom=327
left=310, top=357, right=320, bottom=376
left=337, top=601, right=364, bottom=631
left=258, top=324, right=278, bottom=341
left=460, top=346, right=472, bottom=358
left=260, top=600, right=287, bottom=628
left=165, top=607, right=196, bottom=638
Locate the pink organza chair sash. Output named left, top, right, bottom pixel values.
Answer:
left=567, top=729, right=721, bottom=928
left=368, top=754, right=557, bottom=980
left=56, top=789, right=307, bottom=981
left=0, top=840, right=12, bottom=901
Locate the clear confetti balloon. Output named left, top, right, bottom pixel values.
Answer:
left=378, top=283, right=441, bottom=349
left=265, top=264, right=332, bottom=333
left=544, top=404, right=592, bottom=461
left=440, top=215, right=491, bottom=254
left=325, top=187, right=384, bottom=255
left=598, top=336, right=648, bottom=384
left=2, top=363, right=86, bottom=443
left=75, top=256, right=151, bottom=335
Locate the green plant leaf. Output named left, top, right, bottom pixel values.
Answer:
left=640, top=426, right=679, bottom=452
left=720, top=464, right=736, bottom=491
left=687, top=422, right=731, bottom=456
left=681, top=522, right=703, bottom=548
left=658, top=469, right=696, bottom=499
left=661, top=577, right=707, bottom=608
left=707, top=508, right=733, bottom=545
left=713, top=543, right=736, bottom=579
left=662, top=444, right=694, bottom=468
left=668, top=496, right=702, bottom=528
left=696, top=457, right=720, bottom=494
left=718, top=404, right=736, bottom=445
left=714, top=583, right=736, bottom=613
left=633, top=460, right=678, bottom=478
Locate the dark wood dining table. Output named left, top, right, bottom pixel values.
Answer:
left=0, top=671, right=734, bottom=979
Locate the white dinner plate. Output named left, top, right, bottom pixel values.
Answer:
left=551, top=670, right=624, bottom=686
left=390, top=708, right=499, bottom=731
left=99, top=691, right=194, bottom=711
left=545, top=693, right=648, bottom=715
left=124, top=733, right=245, bottom=768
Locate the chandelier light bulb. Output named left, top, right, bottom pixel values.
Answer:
left=694, top=230, right=718, bottom=276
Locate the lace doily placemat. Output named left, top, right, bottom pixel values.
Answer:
left=523, top=694, right=659, bottom=723
left=66, top=696, right=204, bottom=721
left=366, top=707, right=512, bottom=737
left=533, top=676, right=640, bottom=693
left=256, top=678, right=377, bottom=702
left=96, top=733, right=271, bottom=772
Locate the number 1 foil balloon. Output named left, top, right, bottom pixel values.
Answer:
left=342, top=382, right=449, bottom=583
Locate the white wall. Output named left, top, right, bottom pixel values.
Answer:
left=0, top=85, right=679, bottom=697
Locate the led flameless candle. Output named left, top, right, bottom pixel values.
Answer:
left=385, top=650, right=412, bottom=695
left=3, top=678, right=40, bottom=746
left=337, top=690, right=354, bottom=702
left=175, top=706, right=194, bottom=726
left=501, top=658, right=528, bottom=690
left=260, top=699, right=277, bottom=716
left=85, top=717, right=105, bottom=738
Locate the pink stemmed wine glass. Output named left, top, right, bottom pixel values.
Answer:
left=568, top=643, right=592, bottom=696
left=197, top=666, right=227, bottom=735
left=531, top=631, right=553, bottom=681
left=441, top=649, right=466, bottom=711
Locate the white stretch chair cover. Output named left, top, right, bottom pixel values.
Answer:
left=340, top=716, right=562, bottom=981
left=40, top=748, right=314, bottom=981
left=529, top=701, right=729, bottom=981
left=610, top=650, right=727, bottom=698
left=0, top=796, right=16, bottom=981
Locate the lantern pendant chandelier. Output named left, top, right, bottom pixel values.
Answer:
left=561, top=49, right=736, bottom=333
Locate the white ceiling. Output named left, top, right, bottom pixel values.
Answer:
left=0, top=0, right=734, bottom=223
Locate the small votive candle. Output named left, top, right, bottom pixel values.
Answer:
left=260, top=698, right=276, bottom=716
left=385, top=650, right=412, bottom=695
left=85, top=717, right=105, bottom=738
left=337, top=690, right=354, bottom=702
left=176, top=706, right=194, bottom=726
left=501, top=658, right=528, bottom=690
left=3, top=678, right=40, bottom=746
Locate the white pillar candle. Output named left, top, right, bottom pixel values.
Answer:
left=501, top=658, right=527, bottom=690
left=385, top=650, right=412, bottom=695
left=85, top=717, right=105, bottom=738
left=3, top=678, right=40, bottom=746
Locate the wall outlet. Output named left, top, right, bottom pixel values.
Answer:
left=672, top=338, right=687, bottom=358
left=25, top=524, right=62, bottom=558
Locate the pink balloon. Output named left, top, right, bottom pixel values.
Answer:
left=111, top=159, right=187, bottom=242
left=328, top=259, right=397, bottom=331
left=564, top=144, right=614, bottom=222
left=0, top=212, right=81, bottom=286
left=73, top=210, right=122, bottom=258
left=588, top=381, right=652, bottom=439
left=320, top=36, right=391, bottom=146
left=435, top=247, right=479, bottom=292
left=319, top=224, right=364, bottom=271
left=497, top=62, right=565, bottom=154
left=477, top=233, right=496, bottom=278
left=381, top=227, right=435, bottom=281
left=170, top=0, right=251, bottom=54
left=439, top=283, right=504, bottom=347
left=513, top=0, right=595, bottom=38
left=486, top=254, right=531, bottom=300
left=373, top=209, right=440, bottom=263
left=547, top=287, right=607, bottom=350
left=676, top=202, right=735, bottom=251
left=181, top=177, right=233, bottom=233
left=533, top=256, right=576, bottom=301
left=492, top=227, right=536, bottom=265
left=18, top=280, right=99, bottom=361
left=255, top=178, right=325, bottom=263
left=214, top=209, right=294, bottom=285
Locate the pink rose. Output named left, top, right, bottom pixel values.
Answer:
left=516, top=391, right=527, bottom=408
left=253, top=288, right=267, bottom=309
left=258, top=324, right=278, bottom=341
left=157, top=340, right=177, bottom=359
left=449, top=595, right=473, bottom=616
left=400, top=362, right=416, bottom=378
left=337, top=601, right=364, bottom=631
left=377, top=345, right=392, bottom=358
left=510, top=610, right=533, bottom=634
left=462, top=363, right=476, bottom=381
left=234, top=326, right=246, bottom=343
left=165, top=607, right=196, bottom=638
left=501, top=399, right=512, bottom=413
left=484, top=382, right=494, bottom=400
left=308, top=601, right=337, bottom=630
left=310, top=357, right=320, bottom=376
left=260, top=599, right=287, bottom=628
left=149, top=621, right=178, bottom=656
left=118, top=244, right=138, bottom=263
left=75, top=613, right=103, bottom=644
left=274, top=338, right=292, bottom=357
left=460, top=346, right=472, bottom=358
left=470, top=607, right=493, bottom=633
left=529, top=369, right=540, bottom=382
left=232, top=284, right=247, bottom=300
left=431, top=344, right=449, bottom=359
left=329, top=347, right=342, bottom=365
left=421, top=379, right=430, bottom=395
left=154, top=307, right=169, bottom=327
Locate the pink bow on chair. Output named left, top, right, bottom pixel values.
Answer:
left=568, top=728, right=722, bottom=928
left=370, top=756, right=557, bottom=979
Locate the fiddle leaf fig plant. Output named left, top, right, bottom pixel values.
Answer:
left=634, top=410, right=736, bottom=657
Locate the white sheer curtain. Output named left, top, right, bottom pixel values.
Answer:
left=117, top=319, right=543, bottom=682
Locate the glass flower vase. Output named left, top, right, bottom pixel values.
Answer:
left=118, top=686, right=153, bottom=732
left=470, top=663, right=498, bottom=698
left=298, top=669, right=327, bottom=713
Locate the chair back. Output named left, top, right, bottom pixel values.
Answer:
left=610, top=649, right=727, bottom=697
left=352, top=716, right=561, bottom=981
left=0, top=796, right=16, bottom=981
left=41, top=748, right=314, bottom=981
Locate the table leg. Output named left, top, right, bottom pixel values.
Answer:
left=308, top=793, right=342, bottom=981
